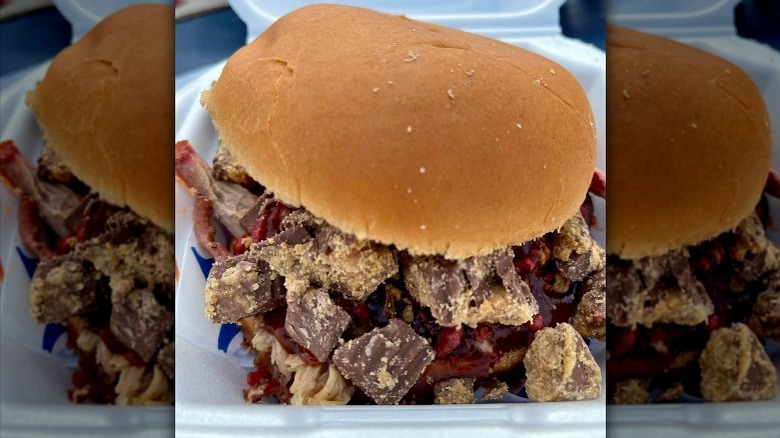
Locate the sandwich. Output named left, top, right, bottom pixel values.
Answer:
left=176, top=4, right=606, bottom=405
left=606, top=25, right=778, bottom=403
left=0, top=4, right=174, bottom=404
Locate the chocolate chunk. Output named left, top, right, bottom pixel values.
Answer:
left=524, top=323, right=601, bottom=401
left=29, top=254, right=102, bottom=323
left=490, top=346, right=527, bottom=374
left=76, top=212, right=174, bottom=300
left=433, top=378, right=475, bottom=404
left=699, top=323, right=777, bottom=401
left=258, top=211, right=397, bottom=300
left=728, top=213, right=780, bottom=281
left=556, top=253, right=592, bottom=282
left=609, top=378, right=650, bottom=404
left=655, top=382, right=684, bottom=402
left=606, top=249, right=712, bottom=328
left=279, top=209, right=322, bottom=232
left=212, top=143, right=254, bottom=186
left=571, top=271, right=606, bottom=340
left=479, top=377, right=509, bottom=401
left=157, top=341, right=175, bottom=380
left=239, top=194, right=272, bottom=233
left=204, top=251, right=284, bottom=323
left=37, top=142, right=75, bottom=184
left=403, top=248, right=538, bottom=327
left=64, top=195, right=97, bottom=232
left=285, top=289, right=351, bottom=362
left=725, top=214, right=780, bottom=286
left=733, top=250, right=778, bottom=283
left=748, top=274, right=780, bottom=339
left=110, top=289, right=173, bottom=363
left=552, top=213, right=605, bottom=281
left=332, top=319, right=434, bottom=405
left=274, top=226, right=312, bottom=246
left=239, top=195, right=294, bottom=238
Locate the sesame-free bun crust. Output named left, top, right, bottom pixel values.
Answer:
left=607, top=26, right=771, bottom=259
left=202, top=4, right=596, bottom=259
left=26, top=4, right=174, bottom=232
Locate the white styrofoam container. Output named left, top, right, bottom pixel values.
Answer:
left=174, top=1, right=607, bottom=437
left=53, top=0, right=173, bottom=43
left=0, top=2, right=174, bottom=436
left=607, top=1, right=780, bottom=437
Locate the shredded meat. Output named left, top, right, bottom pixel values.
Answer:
left=1, top=140, right=80, bottom=237
left=175, top=140, right=257, bottom=238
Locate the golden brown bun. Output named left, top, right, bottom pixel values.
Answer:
left=607, top=26, right=771, bottom=259
left=202, top=4, right=596, bottom=259
left=26, top=4, right=174, bottom=232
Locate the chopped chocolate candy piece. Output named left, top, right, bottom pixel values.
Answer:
left=279, top=209, right=322, bottom=231
left=239, top=194, right=271, bottom=233
left=490, top=347, right=527, bottom=374
left=212, top=143, right=254, bottom=186
left=552, top=213, right=605, bottom=282
left=571, top=271, right=606, bottom=340
left=332, top=319, right=435, bottom=405
left=434, top=378, right=475, bottom=404
left=37, top=142, right=75, bottom=184
left=29, top=254, right=101, bottom=323
left=110, top=289, right=173, bottom=363
left=655, top=382, right=684, bottom=402
left=699, top=323, right=777, bottom=402
left=285, top=289, right=351, bottom=362
left=609, top=379, right=649, bottom=404
left=77, top=212, right=174, bottom=299
left=403, top=248, right=538, bottom=327
left=273, top=226, right=312, bottom=246
left=668, top=350, right=699, bottom=371
left=479, top=377, right=509, bottom=401
left=748, top=274, right=780, bottom=339
left=157, top=341, right=175, bottom=380
left=258, top=211, right=397, bottom=300
left=728, top=213, right=780, bottom=277
left=606, top=249, right=713, bottom=328
left=524, top=323, right=601, bottom=402
left=204, top=251, right=284, bottom=323
left=727, top=213, right=780, bottom=282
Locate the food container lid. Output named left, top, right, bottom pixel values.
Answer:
left=230, top=0, right=569, bottom=45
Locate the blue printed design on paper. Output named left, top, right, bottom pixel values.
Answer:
left=16, top=246, right=38, bottom=278
left=218, top=323, right=241, bottom=353
left=191, top=246, right=215, bottom=278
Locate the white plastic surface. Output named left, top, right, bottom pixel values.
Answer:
left=231, top=0, right=567, bottom=45
left=53, top=0, right=172, bottom=43
left=174, top=1, right=606, bottom=436
left=609, top=0, right=740, bottom=37
left=607, top=1, right=780, bottom=437
left=0, top=4, right=174, bottom=436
